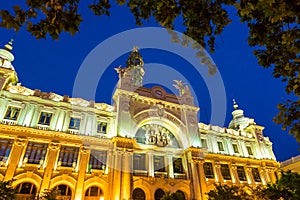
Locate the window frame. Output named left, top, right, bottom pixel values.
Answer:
left=236, top=166, right=247, bottom=181
left=252, top=167, right=261, bottom=182
left=133, top=153, right=146, bottom=171
left=97, top=121, right=108, bottom=134
left=217, top=141, right=224, bottom=152
left=68, top=117, right=81, bottom=130
left=4, top=106, right=21, bottom=121
left=23, top=141, right=48, bottom=165
left=246, top=145, right=253, bottom=156
left=203, top=162, right=214, bottom=178
left=88, top=149, right=107, bottom=171
left=232, top=143, right=239, bottom=154
left=220, top=164, right=231, bottom=180
left=38, top=111, right=53, bottom=126
left=58, top=146, right=79, bottom=167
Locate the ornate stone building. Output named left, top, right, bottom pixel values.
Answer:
left=0, top=41, right=279, bottom=200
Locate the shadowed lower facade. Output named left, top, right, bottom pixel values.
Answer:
left=0, top=41, right=279, bottom=199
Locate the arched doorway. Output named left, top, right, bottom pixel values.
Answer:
left=155, top=188, right=165, bottom=200
left=132, top=188, right=146, bottom=200
left=55, top=184, right=72, bottom=200
left=85, top=186, right=104, bottom=200
left=15, top=182, right=37, bottom=200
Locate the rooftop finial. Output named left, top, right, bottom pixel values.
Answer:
left=4, top=39, right=14, bottom=51
left=132, top=46, right=139, bottom=52
left=233, top=99, right=238, bottom=110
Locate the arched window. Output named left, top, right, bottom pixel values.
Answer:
left=132, top=188, right=146, bottom=200
left=85, top=186, right=103, bottom=199
left=155, top=188, right=165, bottom=200
left=55, top=184, right=72, bottom=200
left=176, top=190, right=186, bottom=199
left=15, top=182, right=37, bottom=200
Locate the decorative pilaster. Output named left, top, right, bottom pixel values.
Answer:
left=245, top=167, right=255, bottom=185
left=214, top=163, right=223, bottom=183
left=191, top=161, right=201, bottom=200
left=198, top=161, right=207, bottom=200
left=39, top=141, right=60, bottom=193
left=230, top=165, right=239, bottom=184
left=4, top=137, right=27, bottom=180
left=111, top=150, right=122, bottom=200
left=121, top=151, right=133, bottom=200
left=75, top=146, right=89, bottom=200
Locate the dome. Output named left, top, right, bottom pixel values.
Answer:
left=228, top=100, right=255, bottom=130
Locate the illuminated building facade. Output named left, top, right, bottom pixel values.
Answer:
left=0, top=41, right=279, bottom=200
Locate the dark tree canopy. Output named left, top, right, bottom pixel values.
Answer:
left=0, top=0, right=299, bottom=142
left=0, top=180, right=17, bottom=200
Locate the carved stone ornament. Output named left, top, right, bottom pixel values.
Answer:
left=49, top=141, right=60, bottom=150
left=14, top=137, right=27, bottom=146
left=143, top=124, right=171, bottom=147
left=80, top=146, right=89, bottom=154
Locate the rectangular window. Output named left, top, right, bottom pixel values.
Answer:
left=97, top=122, right=107, bottom=134
left=4, top=106, right=21, bottom=121
left=221, top=164, right=231, bottom=180
left=133, top=153, right=146, bottom=171
left=0, top=139, right=13, bottom=162
left=154, top=155, right=165, bottom=172
left=217, top=141, right=224, bottom=151
left=246, top=146, right=253, bottom=156
left=24, top=142, right=48, bottom=164
left=232, top=144, right=239, bottom=153
left=204, top=162, right=214, bottom=178
left=38, top=112, right=52, bottom=126
left=237, top=166, right=247, bottom=181
left=58, top=146, right=79, bottom=167
left=252, top=168, right=261, bottom=182
left=69, top=117, right=81, bottom=130
left=173, top=158, right=184, bottom=174
left=201, top=139, right=207, bottom=148
left=88, top=149, right=107, bottom=170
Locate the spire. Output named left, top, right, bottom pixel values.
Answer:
left=0, top=39, right=15, bottom=70
left=126, top=46, right=144, bottom=68
left=233, top=99, right=238, bottom=110
left=4, top=39, right=13, bottom=52
left=124, top=46, right=145, bottom=87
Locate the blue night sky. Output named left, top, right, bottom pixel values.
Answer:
left=0, top=2, right=299, bottom=161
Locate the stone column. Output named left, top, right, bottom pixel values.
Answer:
left=121, top=152, right=133, bottom=200
left=191, top=161, right=201, bottom=200
left=75, top=146, right=89, bottom=200
left=0, top=98, right=8, bottom=119
left=4, top=137, right=27, bottom=180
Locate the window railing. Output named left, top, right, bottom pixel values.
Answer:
left=133, top=170, right=148, bottom=177
left=174, top=173, right=186, bottom=180
left=1, top=119, right=17, bottom=125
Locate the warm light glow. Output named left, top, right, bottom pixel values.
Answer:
left=100, top=197, right=104, bottom=200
